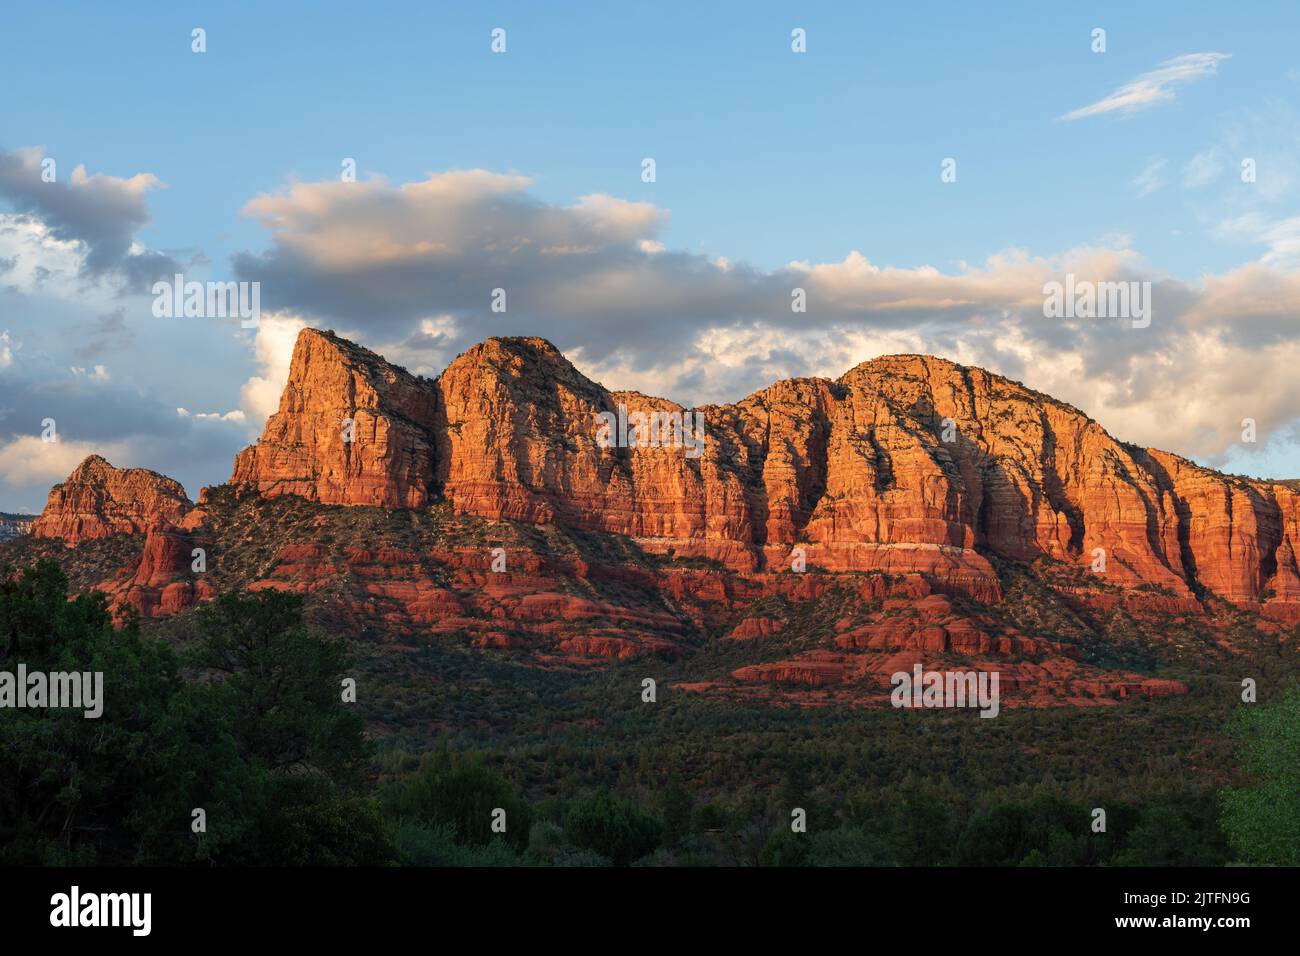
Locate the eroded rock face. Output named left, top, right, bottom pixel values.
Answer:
left=232, top=329, right=1300, bottom=612
left=1142, top=449, right=1300, bottom=607
left=104, top=520, right=214, bottom=618
left=39, top=331, right=1300, bottom=621
left=31, top=455, right=192, bottom=545
left=231, top=329, right=439, bottom=507
left=21, top=330, right=1300, bottom=708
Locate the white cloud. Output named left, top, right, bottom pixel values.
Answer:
left=224, top=164, right=1300, bottom=468
left=238, top=313, right=311, bottom=424
left=0, top=146, right=177, bottom=283
left=1133, top=158, right=1168, bottom=196
left=1215, top=213, right=1300, bottom=270
left=1058, top=53, right=1230, bottom=121
left=373, top=314, right=459, bottom=377
left=0, top=435, right=130, bottom=487
left=69, top=364, right=110, bottom=381
left=0, top=215, right=91, bottom=296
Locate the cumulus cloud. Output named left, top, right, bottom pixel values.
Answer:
left=0, top=352, right=186, bottom=447
left=0, top=162, right=261, bottom=511
left=238, top=313, right=311, bottom=424
left=0, top=323, right=251, bottom=510
left=0, top=434, right=131, bottom=488
left=233, top=171, right=676, bottom=353
left=0, top=216, right=88, bottom=294
left=69, top=364, right=110, bottom=381
left=0, top=145, right=182, bottom=286
left=224, top=168, right=1300, bottom=472
left=1058, top=53, right=1230, bottom=122
left=6, top=149, right=1300, bottom=514
left=374, top=314, right=459, bottom=377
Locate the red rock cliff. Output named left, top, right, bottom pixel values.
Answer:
left=225, top=329, right=1300, bottom=611
left=230, top=329, right=438, bottom=507
left=31, top=455, right=193, bottom=544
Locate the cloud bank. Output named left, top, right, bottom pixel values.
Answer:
left=4, top=151, right=1300, bottom=513
left=232, top=169, right=1300, bottom=471
left=0, top=146, right=181, bottom=285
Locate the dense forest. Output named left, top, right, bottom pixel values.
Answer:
left=1, top=559, right=1296, bottom=867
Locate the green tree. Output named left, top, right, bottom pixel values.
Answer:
left=380, top=747, right=532, bottom=853
left=1220, top=691, right=1300, bottom=865
left=953, top=795, right=1090, bottom=866
left=0, top=565, right=392, bottom=866
left=186, top=591, right=367, bottom=783
left=759, top=827, right=809, bottom=866
left=0, top=560, right=184, bottom=864
left=564, top=790, right=661, bottom=866
left=233, top=772, right=395, bottom=866
left=659, top=776, right=693, bottom=846
left=1112, top=800, right=1228, bottom=867
left=888, top=782, right=957, bottom=866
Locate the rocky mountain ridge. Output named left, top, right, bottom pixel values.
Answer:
left=222, top=329, right=1300, bottom=618
left=12, top=327, right=1298, bottom=709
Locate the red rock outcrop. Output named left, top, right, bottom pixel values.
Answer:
left=696, top=574, right=1190, bottom=710
left=715, top=651, right=1187, bottom=710
left=229, top=329, right=1300, bottom=615
left=115, top=521, right=214, bottom=617
left=231, top=329, right=438, bottom=507
left=70, top=519, right=213, bottom=619
left=20, top=330, right=1300, bottom=707
left=31, top=455, right=192, bottom=544
left=728, top=616, right=785, bottom=641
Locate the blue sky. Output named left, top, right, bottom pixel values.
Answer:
left=3, top=1, right=1300, bottom=511
left=7, top=1, right=1294, bottom=274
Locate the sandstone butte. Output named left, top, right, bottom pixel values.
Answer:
left=32, top=454, right=193, bottom=543
left=18, top=327, right=1300, bottom=708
